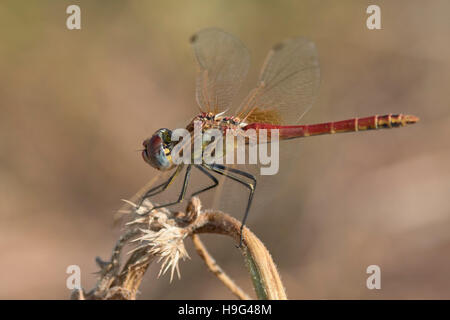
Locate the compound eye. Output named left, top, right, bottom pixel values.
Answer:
left=141, top=129, right=174, bottom=171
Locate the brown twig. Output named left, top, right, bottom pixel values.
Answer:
left=187, top=207, right=287, bottom=300
left=191, top=234, right=251, bottom=300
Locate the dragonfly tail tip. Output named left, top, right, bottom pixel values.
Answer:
left=404, top=114, right=419, bottom=125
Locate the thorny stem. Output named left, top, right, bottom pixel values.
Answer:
left=75, top=197, right=286, bottom=300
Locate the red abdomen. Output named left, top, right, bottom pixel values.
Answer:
left=243, top=114, right=419, bottom=140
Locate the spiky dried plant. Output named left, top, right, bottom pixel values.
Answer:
left=74, top=197, right=286, bottom=300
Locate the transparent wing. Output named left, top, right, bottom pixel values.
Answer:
left=236, top=37, right=320, bottom=125
left=190, top=28, right=250, bottom=113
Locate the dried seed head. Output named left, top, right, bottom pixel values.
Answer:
left=132, top=223, right=190, bottom=282
left=125, top=199, right=191, bottom=282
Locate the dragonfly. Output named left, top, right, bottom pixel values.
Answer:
left=137, top=28, right=418, bottom=246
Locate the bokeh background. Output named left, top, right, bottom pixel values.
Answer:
left=1, top=0, right=449, bottom=299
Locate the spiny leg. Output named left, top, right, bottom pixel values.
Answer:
left=137, top=165, right=183, bottom=208
left=191, top=165, right=219, bottom=197
left=203, top=163, right=257, bottom=247
left=148, top=164, right=192, bottom=212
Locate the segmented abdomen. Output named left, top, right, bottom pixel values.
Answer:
left=243, top=114, right=419, bottom=140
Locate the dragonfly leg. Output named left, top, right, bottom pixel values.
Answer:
left=203, top=163, right=257, bottom=248
left=191, top=165, right=219, bottom=197
left=137, top=165, right=184, bottom=208
left=148, top=165, right=192, bottom=212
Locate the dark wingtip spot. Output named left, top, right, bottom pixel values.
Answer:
left=189, top=34, right=198, bottom=43
left=272, top=42, right=284, bottom=51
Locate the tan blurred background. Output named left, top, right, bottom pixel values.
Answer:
left=0, top=0, right=449, bottom=299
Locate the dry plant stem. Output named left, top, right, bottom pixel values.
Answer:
left=79, top=228, right=149, bottom=300
left=109, top=247, right=154, bottom=299
left=78, top=198, right=286, bottom=300
left=188, top=210, right=287, bottom=300
left=190, top=211, right=287, bottom=300
left=191, top=234, right=251, bottom=300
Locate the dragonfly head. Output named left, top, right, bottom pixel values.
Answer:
left=142, top=128, right=175, bottom=171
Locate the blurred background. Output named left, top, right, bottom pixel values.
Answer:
left=0, top=0, right=449, bottom=299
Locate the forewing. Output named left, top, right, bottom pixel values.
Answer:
left=191, top=28, right=250, bottom=113
left=237, top=37, right=320, bottom=124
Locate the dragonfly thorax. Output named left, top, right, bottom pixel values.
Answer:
left=187, top=112, right=244, bottom=133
